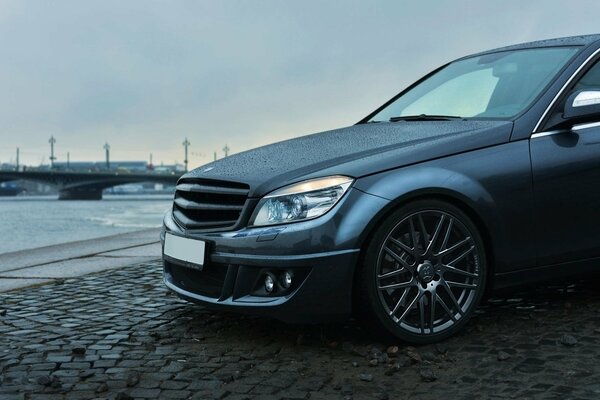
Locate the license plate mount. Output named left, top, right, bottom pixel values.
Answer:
left=163, top=233, right=206, bottom=270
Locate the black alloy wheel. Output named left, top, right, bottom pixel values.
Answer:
left=358, top=199, right=487, bottom=343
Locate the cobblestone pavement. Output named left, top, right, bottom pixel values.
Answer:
left=2, top=260, right=600, bottom=400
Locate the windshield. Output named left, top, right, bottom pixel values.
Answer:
left=370, top=47, right=579, bottom=121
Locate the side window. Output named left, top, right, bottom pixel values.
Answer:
left=573, top=60, right=600, bottom=91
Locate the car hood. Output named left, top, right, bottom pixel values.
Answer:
left=184, top=120, right=513, bottom=197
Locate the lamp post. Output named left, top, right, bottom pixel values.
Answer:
left=49, top=136, right=56, bottom=168
left=104, top=142, right=110, bottom=170
left=182, top=138, right=190, bottom=172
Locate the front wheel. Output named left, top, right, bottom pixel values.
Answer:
left=357, top=199, right=487, bottom=344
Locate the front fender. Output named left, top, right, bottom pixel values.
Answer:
left=356, top=166, right=495, bottom=210
left=353, top=141, right=535, bottom=275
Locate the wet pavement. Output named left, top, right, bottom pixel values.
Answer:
left=1, top=260, right=600, bottom=399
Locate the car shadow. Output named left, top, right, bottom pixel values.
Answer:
left=155, top=275, right=600, bottom=351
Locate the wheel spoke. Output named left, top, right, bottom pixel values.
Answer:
left=418, top=213, right=428, bottom=250
left=443, top=264, right=478, bottom=278
left=398, top=291, right=422, bottom=322
left=425, top=215, right=445, bottom=255
left=437, top=236, right=471, bottom=257
left=383, top=246, right=413, bottom=271
left=429, top=292, right=436, bottom=334
left=378, top=279, right=415, bottom=290
left=388, top=237, right=414, bottom=256
left=435, top=292, right=456, bottom=322
left=446, top=280, right=477, bottom=290
left=439, top=217, right=453, bottom=253
left=389, top=287, right=411, bottom=316
left=447, top=245, right=474, bottom=267
left=409, top=217, right=419, bottom=253
left=418, top=296, right=426, bottom=334
left=442, top=281, right=463, bottom=315
left=377, top=267, right=407, bottom=279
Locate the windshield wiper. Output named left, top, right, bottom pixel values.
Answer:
left=389, top=114, right=464, bottom=122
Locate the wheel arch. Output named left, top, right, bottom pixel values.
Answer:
left=352, top=188, right=496, bottom=305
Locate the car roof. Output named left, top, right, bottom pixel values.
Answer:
left=466, top=34, right=600, bottom=58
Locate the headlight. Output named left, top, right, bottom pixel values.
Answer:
left=249, top=175, right=354, bottom=227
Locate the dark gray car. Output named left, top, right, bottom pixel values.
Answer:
left=162, top=34, right=600, bottom=343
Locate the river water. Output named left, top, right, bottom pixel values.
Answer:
left=0, top=195, right=173, bottom=254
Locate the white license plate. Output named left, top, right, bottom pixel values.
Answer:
left=164, top=233, right=206, bottom=267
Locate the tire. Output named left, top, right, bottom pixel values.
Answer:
left=357, top=199, right=487, bottom=344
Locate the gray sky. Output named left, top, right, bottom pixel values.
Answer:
left=1, top=0, right=599, bottom=168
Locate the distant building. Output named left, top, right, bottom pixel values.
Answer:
left=51, top=161, right=97, bottom=171
left=52, top=161, right=149, bottom=172
left=0, top=163, right=17, bottom=171
left=111, top=161, right=148, bottom=172
left=154, top=164, right=185, bottom=173
left=2, top=160, right=183, bottom=174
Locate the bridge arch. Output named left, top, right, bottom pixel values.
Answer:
left=0, top=171, right=181, bottom=200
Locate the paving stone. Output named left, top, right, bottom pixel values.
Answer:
left=3, top=260, right=600, bottom=399
left=160, top=380, right=190, bottom=390
left=128, top=387, right=161, bottom=398
left=60, top=362, right=91, bottom=370
left=161, top=389, right=192, bottom=398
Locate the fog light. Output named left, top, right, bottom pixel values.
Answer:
left=282, top=271, right=293, bottom=289
left=264, top=275, right=275, bottom=293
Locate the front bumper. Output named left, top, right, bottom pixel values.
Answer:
left=161, top=188, right=389, bottom=323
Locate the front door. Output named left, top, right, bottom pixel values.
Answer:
left=531, top=58, right=600, bottom=266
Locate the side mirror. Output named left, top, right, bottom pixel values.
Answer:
left=563, top=89, right=600, bottom=120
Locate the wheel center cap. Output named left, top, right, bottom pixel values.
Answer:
left=417, top=261, right=435, bottom=283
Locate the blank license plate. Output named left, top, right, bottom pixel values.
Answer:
left=164, top=233, right=206, bottom=268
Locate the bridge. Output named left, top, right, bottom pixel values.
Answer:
left=0, top=170, right=182, bottom=200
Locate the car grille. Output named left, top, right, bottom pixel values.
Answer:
left=173, top=178, right=250, bottom=230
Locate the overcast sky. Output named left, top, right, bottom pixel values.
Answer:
left=1, top=0, right=600, bottom=167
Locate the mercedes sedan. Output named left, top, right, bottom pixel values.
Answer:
left=162, top=34, right=600, bottom=343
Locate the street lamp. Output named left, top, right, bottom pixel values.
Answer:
left=104, top=142, right=110, bottom=170
left=49, top=136, right=56, bottom=168
left=182, top=138, right=190, bottom=172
